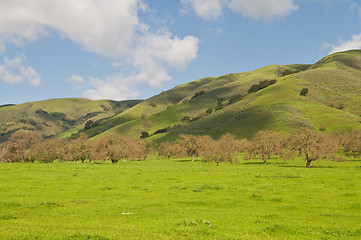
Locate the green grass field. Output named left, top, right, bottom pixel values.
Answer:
left=0, top=157, right=360, bottom=239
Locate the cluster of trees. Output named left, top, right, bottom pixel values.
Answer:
left=248, top=79, right=277, bottom=94
left=0, top=132, right=148, bottom=163
left=0, top=128, right=360, bottom=167
left=158, top=128, right=361, bottom=167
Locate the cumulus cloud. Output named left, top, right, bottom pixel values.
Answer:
left=0, top=0, right=140, bottom=57
left=329, top=33, right=361, bottom=54
left=0, top=0, right=200, bottom=100
left=83, top=75, right=141, bottom=101
left=227, top=0, right=298, bottom=22
left=0, top=55, right=40, bottom=86
left=181, top=0, right=223, bottom=21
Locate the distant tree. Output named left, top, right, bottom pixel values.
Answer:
left=28, top=138, right=66, bottom=163
left=176, top=135, right=204, bottom=162
left=341, top=129, right=361, bottom=158
left=288, top=128, right=341, bottom=167
left=248, top=84, right=260, bottom=93
left=206, top=108, right=213, bottom=114
left=215, top=98, right=224, bottom=111
left=181, top=116, right=191, bottom=123
left=140, top=131, right=149, bottom=139
left=84, top=120, right=94, bottom=130
left=67, top=133, right=92, bottom=163
left=201, top=133, right=239, bottom=166
left=92, top=133, right=147, bottom=163
left=158, top=141, right=185, bottom=159
left=154, top=128, right=167, bottom=135
left=0, top=131, right=42, bottom=162
left=246, top=130, right=283, bottom=163
left=191, top=90, right=206, bottom=99
left=300, top=88, right=309, bottom=96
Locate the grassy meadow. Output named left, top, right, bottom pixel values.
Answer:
left=0, top=157, right=360, bottom=239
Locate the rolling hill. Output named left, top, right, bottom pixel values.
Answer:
left=73, top=50, right=360, bottom=142
left=0, top=98, right=141, bottom=142
left=1, top=50, right=360, bottom=143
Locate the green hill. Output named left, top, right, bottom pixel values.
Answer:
left=81, top=50, right=361, bottom=142
left=0, top=98, right=142, bottom=142
left=1, top=50, right=360, bottom=142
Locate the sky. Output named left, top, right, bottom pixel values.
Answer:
left=0, top=0, right=361, bottom=105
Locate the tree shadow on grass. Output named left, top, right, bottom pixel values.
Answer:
left=243, top=162, right=286, bottom=165
left=280, top=165, right=337, bottom=169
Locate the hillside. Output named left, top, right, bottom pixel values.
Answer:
left=0, top=98, right=141, bottom=142
left=1, top=50, right=361, bottom=142
left=77, top=50, right=361, bottom=141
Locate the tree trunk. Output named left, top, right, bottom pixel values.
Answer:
left=305, top=153, right=312, bottom=167
left=192, top=154, right=195, bottom=162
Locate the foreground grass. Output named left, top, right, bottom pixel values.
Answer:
left=0, top=158, right=360, bottom=239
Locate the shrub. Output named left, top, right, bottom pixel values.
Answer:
left=154, top=128, right=167, bottom=135
left=140, top=131, right=149, bottom=139
left=191, top=90, right=206, bottom=99
left=248, top=84, right=260, bottom=93
left=300, top=88, right=309, bottom=96
left=206, top=108, right=213, bottom=114
left=228, top=95, right=243, bottom=104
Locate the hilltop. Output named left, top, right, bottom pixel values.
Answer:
left=1, top=50, right=361, bottom=142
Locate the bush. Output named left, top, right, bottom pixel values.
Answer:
left=248, top=80, right=277, bottom=94
left=300, top=88, right=309, bottom=96
left=191, top=90, right=206, bottom=99
left=140, top=131, right=149, bottom=139
left=154, top=128, right=167, bottom=135
left=248, top=84, right=260, bottom=93
left=228, top=95, right=243, bottom=105
left=206, top=108, right=213, bottom=114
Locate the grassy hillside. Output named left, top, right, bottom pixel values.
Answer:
left=77, top=50, right=360, bottom=142
left=0, top=98, right=141, bottom=142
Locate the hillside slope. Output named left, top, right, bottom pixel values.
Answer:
left=82, top=50, right=361, bottom=141
left=0, top=98, right=141, bottom=142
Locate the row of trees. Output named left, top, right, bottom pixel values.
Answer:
left=0, top=132, right=148, bottom=163
left=158, top=129, right=361, bottom=167
left=0, top=128, right=360, bottom=167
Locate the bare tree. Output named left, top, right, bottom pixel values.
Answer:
left=201, top=133, right=239, bottom=166
left=1, top=131, right=42, bottom=162
left=246, top=130, right=283, bottom=163
left=288, top=128, right=342, bottom=167
left=341, top=129, right=361, bottom=158
left=176, top=134, right=204, bottom=162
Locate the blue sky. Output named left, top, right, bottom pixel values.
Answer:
left=0, top=0, right=361, bottom=105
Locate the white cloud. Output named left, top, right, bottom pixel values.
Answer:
left=0, top=0, right=200, bottom=100
left=83, top=75, right=141, bottom=101
left=181, top=0, right=223, bottom=21
left=141, top=31, right=200, bottom=70
left=181, top=0, right=298, bottom=22
left=227, top=0, right=298, bottom=22
left=66, top=74, right=84, bottom=84
left=329, top=33, right=361, bottom=54
left=0, top=0, right=140, bottom=57
left=0, top=55, right=40, bottom=86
